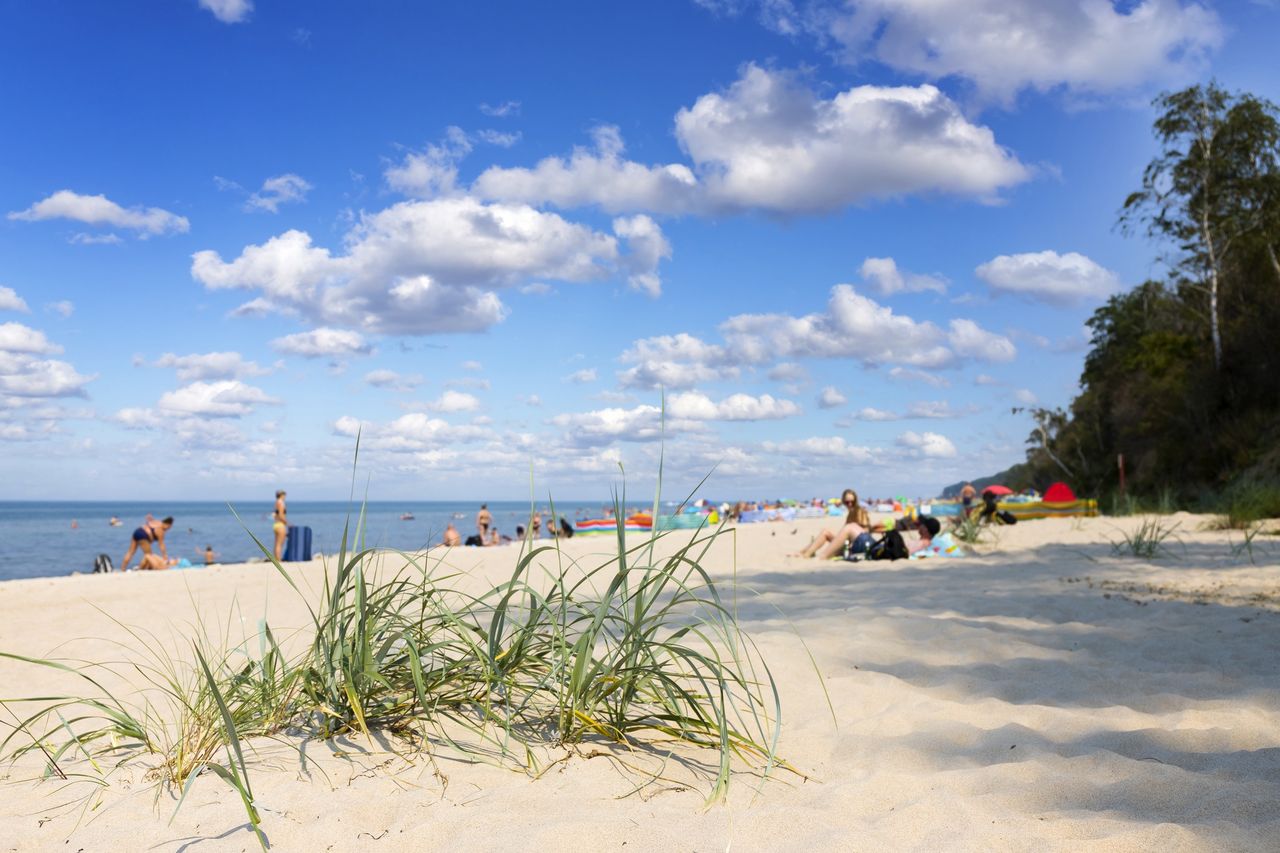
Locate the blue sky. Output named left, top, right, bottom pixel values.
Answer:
left=1, top=0, right=1276, bottom=502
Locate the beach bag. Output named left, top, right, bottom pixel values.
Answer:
left=997, top=510, right=1018, bottom=525
left=93, top=553, right=114, bottom=574
left=867, top=530, right=909, bottom=561
left=844, top=532, right=874, bottom=560
left=464, top=534, right=483, bottom=547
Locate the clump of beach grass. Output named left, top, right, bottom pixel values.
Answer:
left=1202, top=482, right=1280, bottom=530
left=950, top=512, right=995, bottom=546
left=0, top=481, right=786, bottom=848
left=1109, top=516, right=1181, bottom=559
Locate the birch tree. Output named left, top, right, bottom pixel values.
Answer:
left=1120, top=83, right=1279, bottom=371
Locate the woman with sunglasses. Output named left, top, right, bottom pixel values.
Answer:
left=798, top=489, right=872, bottom=558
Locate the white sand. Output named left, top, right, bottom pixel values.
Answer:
left=1, top=514, right=1277, bottom=851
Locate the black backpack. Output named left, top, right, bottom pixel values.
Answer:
left=93, top=553, right=114, bottom=573
left=867, top=530, right=910, bottom=561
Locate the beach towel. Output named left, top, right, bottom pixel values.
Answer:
left=911, top=531, right=965, bottom=559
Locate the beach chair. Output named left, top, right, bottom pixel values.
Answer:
left=283, top=526, right=313, bottom=562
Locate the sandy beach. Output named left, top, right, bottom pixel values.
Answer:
left=1, top=513, right=1277, bottom=852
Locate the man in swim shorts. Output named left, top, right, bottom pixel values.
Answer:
left=476, top=504, right=492, bottom=540
left=273, top=490, right=288, bottom=561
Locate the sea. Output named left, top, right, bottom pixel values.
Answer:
left=0, top=500, right=619, bottom=582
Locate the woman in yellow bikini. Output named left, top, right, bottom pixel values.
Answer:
left=273, top=490, right=287, bottom=561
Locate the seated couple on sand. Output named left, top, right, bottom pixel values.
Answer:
left=799, top=489, right=943, bottom=559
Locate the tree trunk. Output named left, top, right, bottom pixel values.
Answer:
left=1033, top=421, right=1075, bottom=480
left=1197, top=103, right=1223, bottom=373
left=1201, top=209, right=1224, bottom=371
left=1268, top=243, right=1280, bottom=285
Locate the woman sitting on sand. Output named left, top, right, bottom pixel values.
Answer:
left=799, top=489, right=872, bottom=558
left=137, top=553, right=179, bottom=571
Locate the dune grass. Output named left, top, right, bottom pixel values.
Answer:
left=950, top=512, right=995, bottom=546
left=1109, top=516, right=1181, bottom=559
left=1209, top=482, right=1280, bottom=530
left=0, top=488, right=785, bottom=848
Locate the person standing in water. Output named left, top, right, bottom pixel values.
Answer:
left=476, top=504, right=492, bottom=541
left=273, top=490, right=288, bottom=561
left=122, top=515, right=173, bottom=571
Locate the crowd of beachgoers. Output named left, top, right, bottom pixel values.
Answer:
left=94, top=481, right=1015, bottom=572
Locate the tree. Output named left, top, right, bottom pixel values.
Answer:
left=1120, top=82, right=1280, bottom=371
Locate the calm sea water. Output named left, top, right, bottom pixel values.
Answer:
left=0, top=500, right=615, bottom=581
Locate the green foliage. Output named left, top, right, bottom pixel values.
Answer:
left=950, top=512, right=992, bottom=545
left=1011, top=82, right=1280, bottom=504
left=1219, top=481, right=1280, bottom=528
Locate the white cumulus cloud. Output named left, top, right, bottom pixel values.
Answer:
left=551, top=404, right=702, bottom=446
left=720, top=285, right=1014, bottom=369
left=817, top=387, right=847, bottom=409
left=247, top=174, right=312, bottom=213
left=155, top=351, right=269, bottom=381
left=271, top=328, right=373, bottom=358
left=192, top=197, right=668, bottom=335
left=0, top=323, right=61, bottom=354
left=473, top=124, right=700, bottom=214
left=384, top=128, right=473, bottom=198
left=157, top=380, right=278, bottom=417
left=948, top=319, right=1017, bottom=362
left=0, top=353, right=95, bottom=398
left=333, top=412, right=489, bottom=450
left=428, top=390, right=481, bottom=413
left=8, top=190, right=189, bottom=236
left=668, top=391, right=800, bottom=421
left=476, top=67, right=1028, bottom=215
left=0, top=287, right=30, bottom=313
left=825, top=0, right=1222, bottom=102
left=612, top=215, right=671, bottom=297
left=674, top=65, right=1029, bottom=211
left=849, top=407, right=900, bottom=422
left=896, top=430, right=958, bottom=458
left=760, top=435, right=876, bottom=464
left=364, top=369, right=423, bottom=391
left=976, top=250, right=1122, bottom=305
left=198, top=0, right=252, bottom=24
left=859, top=257, right=947, bottom=296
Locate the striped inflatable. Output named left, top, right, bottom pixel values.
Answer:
left=574, top=513, right=654, bottom=535
left=1002, top=499, right=1098, bottom=520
